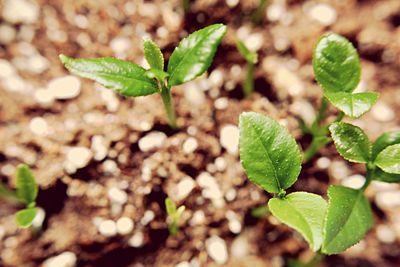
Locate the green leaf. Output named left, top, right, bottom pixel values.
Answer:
left=165, top=197, right=176, bottom=215
left=16, top=164, right=38, bottom=205
left=59, top=55, right=159, bottom=97
left=375, top=144, right=400, bottom=174
left=329, top=122, right=371, bottom=163
left=239, top=112, right=302, bottom=193
left=0, top=182, right=19, bottom=202
left=143, top=38, right=164, bottom=71
left=373, top=168, right=400, bottom=183
left=325, top=92, right=379, bottom=118
left=235, top=38, right=258, bottom=64
left=313, top=33, right=361, bottom=94
left=372, top=131, right=400, bottom=160
left=269, top=192, right=327, bottom=251
left=322, top=186, right=373, bottom=255
left=167, top=24, right=227, bottom=86
left=15, top=207, right=37, bottom=228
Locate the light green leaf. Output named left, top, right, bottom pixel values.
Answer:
left=165, top=197, right=176, bottom=215
left=372, top=131, right=400, bottom=160
left=322, top=186, right=373, bottom=255
left=313, top=33, right=361, bottom=94
left=59, top=55, right=159, bottom=97
left=235, top=38, right=258, bottom=64
left=373, top=168, right=400, bottom=183
left=143, top=38, right=164, bottom=71
left=268, top=192, right=327, bottom=251
left=239, top=112, right=302, bottom=193
left=167, top=24, right=227, bottom=86
left=325, top=92, right=379, bottom=118
left=329, top=122, right=371, bottom=163
left=15, top=207, right=37, bottom=228
left=16, top=164, right=38, bottom=205
left=375, top=144, right=400, bottom=174
left=0, top=182, right=19, bottom=202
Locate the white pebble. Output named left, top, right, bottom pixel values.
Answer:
left=267, top=4, right=285, bottom=22
left=47, top=76, right=81, bottom=100
left=226, top=0, right=239, bottom=8
left=290, top=100, right=315, bottom=125
left=342, top=174, right=365, bottom=189
left=190, top=210, right=205, bottom=226
left=98, top=220, right=117, bottom=237
left=2, top=0, right=39, bottom=24
left=31, top=207, right=45, bottom=228
left=209, top=69, right=224, bottom=87
left=0, top=60, right=15, bottom=78
left=28, top=54, right=49, bottom=74
left=129, top=232, right=144, bottom=247
left=173, top=176, right=195, bottom=201
left=108, top=187, right=128, bottom=205
left=29, top=117, right=49, bottom=136
left=91, top=135, right=108, bottom=161
left=214, top=97, right=228, bottom=110
left=329, top=160, right=350, bottom=180
left=244, top=33, right=263, bottom=52
left=371, top=102, right=395, bottom=122
left=100, top=89, right=120, bottom=112
left=0, top=24, right=16, bottom=44
left=116, top=217, right=134, bottom=235
left=34, top=89, right=55, bottom=105
left=138, top=131, right=167, bottom=152
left=140, top=210, right=155, bottom=225
left=206, top=236, right=228, bottom=264
left=316, top=157, right=331, bottom=169
left=43, top=252, right=77, bottom=267
left=2, top=75, right=27, bottom=92
left=103, top=160, right=119, bottom=175
left=376, top=191, right=400, bottom=209
left=215, top=157, right=227, bottom=172
left=66, top=147, right=92, bottom=169
left=183, top=137, right=198, bottom=154
left=197, top=172, right=223, bottom=200
left=308, top=3, right=337, bottom=26
left=231, top=235, right=249, bottom=258
left=175, top=262, right=191, bottom=267
left=110, top=36, right=131, bottom=55
left=220, top=125, right=240, bottom=154
left=184, top=84, right=205, bottom=106
left=376, top=225, right=396, bottom=244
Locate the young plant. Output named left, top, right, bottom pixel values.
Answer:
left=59, top=24, right=227, bottom=129
left=239, top=112, right=396, bottom=255
left=0, top=164, right=39, bottom=228
left=301, top=33, right=379, bottom=161
left=165, top=197, right=185, bottom=235
left=235, top=38, right=258, bottom=97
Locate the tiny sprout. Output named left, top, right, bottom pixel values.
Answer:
left=165, top=197, right=185, bottom=235
left=301, top=33, right=379, bottom=161
left=60, top=24, right=227, bottom=129
left=235, top=38, right=258, bottom=97
left=0, top=164, right=39, bottom=228
left=239, top=112, right=400, bottom=255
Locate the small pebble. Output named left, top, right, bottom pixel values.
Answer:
left=138, top=131, right=167, bottom=152
left=129, top=232, right=144, bottom=247
left=214, top=97, right=229, bottom=110
left=2, top=0, right=39, bottom=24
left=376, top=191, right=400, bottom=209
left=220, top=125, right=239, bottom=155
left=206, top=236, right=228, bottom=264
left=31, top=207, right=46, bottom=228
left=91, top=135, right=108, bottom=161
left=342, top=174, right=365, bottom=189
left=231, top=235, right=249, bottom=258
left=175, top=262, right=191, bottom=267
left=47, top=76, right=81, bottom=100
left=108, top=187, right=128, bottom=205
left=29, top=117, right=49, bottom=136
left=116, top=217, right=134, bottom=235
left=215, top=157, right=227, bottom=172
left=173, top=176, right=195, bottom=202
left=0, top=60, right=15, bottom=78
left=308, top=3, right=337, bottom=26
left=34, top=89, right=54, bottom=105
left=316, top=157, right=331, bottom=169
left=371, top=102, right=395, bottom=122
left=183, top=137, right=198, bottom=154
left=329, top=160, right=350, bottom=180
left=140, top=210, right=155, bottom=225
left=190, top=210, right=205, bottom=226
left=197, top=172, right=223, bottom=200
left=110, top=36, right=131, bottom=55
left=66, top=147, right=92, bottom=169
left=209, top=69, right=224, bottom=87
left=376, top=224, right=396, bottom=244
left=267, top=4, right=285, bottom=22
left=42, top=252, right=77, bottom=267
left=184, top=84, right=205, bottom=106
left=98, top=220, right=117, bottom=237
left=226, top=0, right=239, bottom=8
left=0, top=24, right=16, bottom=44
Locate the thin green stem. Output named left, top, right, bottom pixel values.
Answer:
left=160, top=83, right=178, bottom=129
left=243, top=63, right=255, bottom=97
left=361, top=166, right=374, bottom=192
left=313, top=97, right=329, bottom=128
left=303, top=136, right=330, bottom=162
left=334, top=111, right=345, bottom=122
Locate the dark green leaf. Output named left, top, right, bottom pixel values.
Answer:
left=235, top=38, right=258, bottom=64
left=313, top=33, right=361, bottom=94
left=325, top=92, right=379, bottom=118
left=322, top=186, right=373, bottom=255
left=329, top=122, right=371, bottom=163
left=372, top=131, right=400, bottom=160
left=16, top=164, right=38, bottom=205
left=239, top=112, right=302, bottom=193
left=143, top=38, right=164, bottom=71
left=15, top=207, right=37, bottom=228
left=373, top=167, right=400, bottom=183
left=375, top=144, right=400, bottom=174
left=167, top=24, right=227, bottom=86
left=269, top=192, right=327, bottom=251
left=59, top=55, right=159, bottom=97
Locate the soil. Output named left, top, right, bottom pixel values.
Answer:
left=1, top=0, right=400, bottom=267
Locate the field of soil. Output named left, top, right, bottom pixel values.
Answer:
left=1, top=0, right=400, bottom=266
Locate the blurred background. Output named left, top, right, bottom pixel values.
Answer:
left=0, top=0, right=400, bottom=266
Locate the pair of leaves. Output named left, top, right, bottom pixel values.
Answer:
left=239, top=113, right=374, bottom=254
left=165, top=198, right=185, bottom=235
left=313, top=33, right=379, bottom=118
left=329, top=122, right=400, bottom=181
left=60, top=24, right=227, bottom=97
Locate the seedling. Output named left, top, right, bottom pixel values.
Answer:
left=60, top=24, right=227, bottom=129
left=251, top=0, right=268, bottom=25
left=301, top=33, right=379, bottom=161
left=235, top=38, right=258, bottom=97
left=165, top=198, right=185, bottom=235
left=240, top=112, right=400, bottom=255
left=0, top=164, right=39, bottom=228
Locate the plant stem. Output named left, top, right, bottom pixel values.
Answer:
left=313, top=97, right=328, bottom=127
left=160, top=84, right=178, bottom=129
left=243, top=63, right=255, bottom=97
left=303, top=136, right=330, bottom=162
left=361, top=166, right=374, bottom=192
